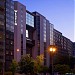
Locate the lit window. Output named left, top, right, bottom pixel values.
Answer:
left=11, top=41, right=13, bottom=44
left=6, top=51, right=9, bottom=54
left=26, top=30, right=28, bottom=38
left=11, top=52, right=13, bottom=55
left=14, top=10, right=17, bottom=25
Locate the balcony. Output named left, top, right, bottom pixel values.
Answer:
left=26, top=38, right=35, bottom=46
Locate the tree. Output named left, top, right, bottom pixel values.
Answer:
left=18, top=54, right=34, bottom=75
left=10, top=60, right=18, bottom=75
left=0, top=61, right=2, bottom=73
left=71, top=68, right=75, bottom=74
left=54, top=64, right=70, bottom=74
left=42, top=66, right=49, bottom=73
left=34, top=54, right=44, bottom=74
left=18, top=54, right=44, bottom=75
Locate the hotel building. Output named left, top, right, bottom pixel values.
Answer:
left=0, top=0, right=74, bottom=72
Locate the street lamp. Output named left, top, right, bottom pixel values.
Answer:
left=48, top=45, right=57, bottom=75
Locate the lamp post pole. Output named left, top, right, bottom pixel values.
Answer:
left=50, top=51, right=53, bottom=75
left=48, top=45, right=56, bottom=75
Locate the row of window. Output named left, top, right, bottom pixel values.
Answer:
left=6, top=51, right=13, bottom=55
left=0, top=1, right=4, bottom=7
left=43, top=19, right=46, bottom=42
left=26, top=12, right=34, bottom=27
left=0, top=21, right=4, bottom=25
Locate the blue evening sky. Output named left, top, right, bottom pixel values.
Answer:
left=14, top=0, right=74, bottom=42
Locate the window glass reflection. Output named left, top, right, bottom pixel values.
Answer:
left=26, top=12, right=34, bottom=27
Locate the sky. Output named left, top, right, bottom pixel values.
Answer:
left=14, top=0, right=74, bottom=42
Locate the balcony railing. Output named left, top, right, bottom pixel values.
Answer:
left=26, top=38, right=35, bottom=46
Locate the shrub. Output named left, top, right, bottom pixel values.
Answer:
left=4, top=72, right=12, bottom=75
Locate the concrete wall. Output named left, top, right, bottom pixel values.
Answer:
left=14, top=1, right=26, bottom=62
left=46, top=20, right=50, bottom=67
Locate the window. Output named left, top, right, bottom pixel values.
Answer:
left=10, top=41, right=13, bottom=44
left=14, top=10, right=17, bottom=25
left=0, top=1, right=4, bottom=7
left=21, top=29, right=23, bottom=34
left=43, top=19, right=46, bottom=42
left=11, top=52, right=13, bottom=55
left=26, top=12, right=34, bottom=27
left=0, top=21, right=4, bottom=25
left=26, top=30, right=28, bottom=38
left=6, top=51, right=9, bottom=54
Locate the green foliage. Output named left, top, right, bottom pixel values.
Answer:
left=34, top=54, right=44, bottom=73
left=10, top=60, right=18, bottom=75
left=18, top=54, right=34, bottom=74
left=18, top=54, right=44, bottom=74
left=54, top=64, right=70, bottom=74
left=42, top=66, right=49, bottom=73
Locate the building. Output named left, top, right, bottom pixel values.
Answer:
left=14, top=1, right=26, bottom=62
left=61, top=36, right=73, bottom=56
left=53, top=29, right=73, bottom=57
left=33, top=12, right=54, bottom=67
left=0, top=0, right=74, bottom=72
left=73, top=42, right=75, bottom=57
left=0, top=0, right=14, bottom=71
left=14, top=1, right=37, bottom=62
left=26, top=10, right=37, bottom=58
left=67, top=38, right=73, bottom=56
left=53, top=29, right=62, bottom=55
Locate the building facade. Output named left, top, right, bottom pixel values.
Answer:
left=53, top=29, right=62, bottom=55
left=53, top=29, right=73, bottom=57
left=14, top=1, right=37, bottom=62
left=33, top=12, right=54, bottom=67
left=14, top=1, right=26, bottom=62
left=0, top=0, right=14, bottom=71
left=0, top=0, right=74, bottom=72
left=26, top=10, right=37, bottom=58
left=73, top=42, right=75, bottom=57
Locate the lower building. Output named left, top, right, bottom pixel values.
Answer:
left=73, top=42, right=75, bottom=57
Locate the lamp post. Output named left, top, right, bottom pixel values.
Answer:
left=48, top=45, right=56, bottom=75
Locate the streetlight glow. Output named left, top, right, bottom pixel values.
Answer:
left=17, top=49, right=19, bottom=52
left=53, top=48, right=56, bottom=52
left=49, top=47, right=56, bottom=52
left=50, top=48, right=53, bottom=51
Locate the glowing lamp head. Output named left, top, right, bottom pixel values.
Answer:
left=53, top=48, right=56, bottom=52
left=49, top=48, right=53, bottom=52
left=49, top=47, right=56, bottom=52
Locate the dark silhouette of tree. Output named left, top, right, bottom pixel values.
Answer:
left=0, top=61, right=2, bottom=73
left=54, top=64, right=70, bottom=74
